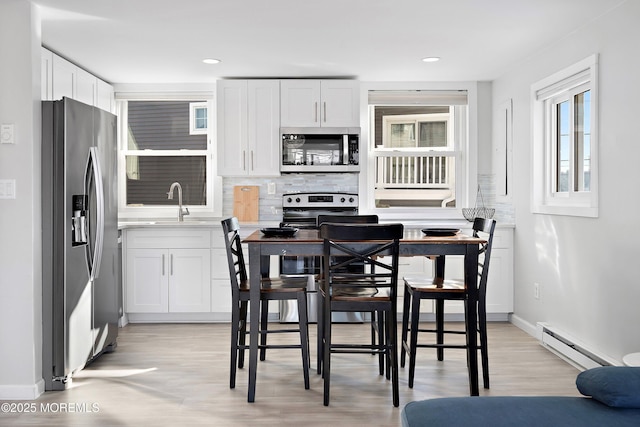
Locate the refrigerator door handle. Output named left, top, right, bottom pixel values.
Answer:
left=84, top=146, right=105, bottom=280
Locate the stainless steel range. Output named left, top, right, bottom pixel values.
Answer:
left=280, top=192, right=359, bottom=229
left=279, top=192, right=363, bottom=323
left=280, top=192, right=359, bottom=276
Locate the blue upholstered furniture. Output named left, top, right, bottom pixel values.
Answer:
left=401, top=367, right=640, bottom=427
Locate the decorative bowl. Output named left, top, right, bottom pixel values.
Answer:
left=461, top=207, right=495, bottom=222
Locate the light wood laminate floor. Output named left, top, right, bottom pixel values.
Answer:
left=1, top=322, right=581, bottom=426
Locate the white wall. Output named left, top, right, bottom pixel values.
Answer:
left=493, top=0, right=640, bottom=362
left=0, top=0, right=43, bottom=398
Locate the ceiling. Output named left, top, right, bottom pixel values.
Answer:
left=33, top=0, right=625, bottom=84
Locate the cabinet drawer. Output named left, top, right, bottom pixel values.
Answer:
left=491, top=229, right=512, bottom=249
left=126, top=228, right=211, bottom=249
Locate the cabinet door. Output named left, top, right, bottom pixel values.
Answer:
left=484, top=247, right=513, bottom=313
left=211, top=247, right=232, bottom=314
left=41, top=47, right=53, bottom=100
left=217, top=80, right=248, bottom=176
left=96, top=78, right=115, bottom=113
left=125, top=248, right=169, bottom=313
left=280, top=80, right=321, bottom=127
left=52, top=54, right=76, bottom=100
left=75, top=68, right=96, bottom=106
left=168, top=248, right=211, bottom=312
left=320, top=80, right=360, bottom=127
left=247, top=80, right=281, bottom=175
left=398, top=256, right=435, bottom=316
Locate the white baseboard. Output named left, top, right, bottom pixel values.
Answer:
left=508, top=314, right=538, bottom=337
left=0, top=379, right=44, bottom=400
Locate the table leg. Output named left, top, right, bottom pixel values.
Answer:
left=434, top=256, right=446, bottom=361
left=247, top=244, right=262, bottom=402
left=465, top=246, right=479, bottom=396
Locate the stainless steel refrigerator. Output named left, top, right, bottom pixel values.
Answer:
left=42, top=97, right=119, bottom=391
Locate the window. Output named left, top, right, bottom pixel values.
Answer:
left=532, top=55, right=598, bottom=217
left=365, top=89, right=469, bottom=215
left=117, top=98, right=216, bottom=217
left=189, top=102, right=208, bottom=134
left=384, top=113, right=449, bottom=149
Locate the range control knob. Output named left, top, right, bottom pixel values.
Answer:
left=295, top=197, right=301, bottom=203
left=286, top=197, right=293, bottom=203
left=340, top=197, right=346, bottom=203
left=349, top=197, right=355, bottom=203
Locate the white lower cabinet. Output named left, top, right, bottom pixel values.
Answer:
left=392, top=227, right=514, bottom=318
left=211, top=226, right=232, bottom=314
left=168, top=248, right=211, bottom=312
left=124, top=229, right=211, bottom=314
left=397, top=255, right=435, bottom=315
left=211, top=247, right=232, bottom=313
left=436, top=227, right=514, bottom=316
left=123, top=225, right=513, bottom=321
left=209, top=226, right=264, bottom=316
left=126, top=248, right=169, bottom=313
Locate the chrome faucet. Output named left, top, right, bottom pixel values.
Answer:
left=167, top=182, right=190, bottom=221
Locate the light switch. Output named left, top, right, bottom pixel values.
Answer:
left=267, top=182, right=276, bottom=195
left=1, top=124, right=15, bottom=144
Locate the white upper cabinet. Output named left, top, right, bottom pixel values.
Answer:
left=95, top=78, right=115, bottom=113
left=42, top=47, right=115, bottom=112
left=51, top=53, right=76, bottom=100
left=217, top=80, right=281, bottom=176
left=74, top=67, right=96, bottom=106
left=41, top=47, right=53, bottom=100
left=280, top=80, right=360, bottom=127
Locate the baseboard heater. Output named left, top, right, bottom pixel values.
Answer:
left=536, top=323, right=616, bottom=370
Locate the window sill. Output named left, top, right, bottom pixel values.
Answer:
left=532, top=204, right=598, bottom=218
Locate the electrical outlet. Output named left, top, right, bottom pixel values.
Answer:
left=534, top=282, right=540, bottom=300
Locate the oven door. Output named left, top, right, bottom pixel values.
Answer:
left=280, top=255, right=320, bottom=276
left=278, top=234, right=363, bottom=324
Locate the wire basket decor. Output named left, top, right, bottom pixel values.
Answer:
left=462, top=185, right=495, bottom=222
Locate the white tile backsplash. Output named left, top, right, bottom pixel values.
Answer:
left=223, top=174, right=359, bottom=221
left=222, top=173, right=514, bottom=224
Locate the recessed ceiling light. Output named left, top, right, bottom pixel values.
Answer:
left=421, top=57, right=440, bottom=63
left=202, top=58, right=221, bottom=64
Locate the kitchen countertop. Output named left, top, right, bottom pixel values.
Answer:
left=119, top=218, right=514, bottom=230
left=118, top=218, right=276, bottom=229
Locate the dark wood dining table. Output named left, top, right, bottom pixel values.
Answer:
left=242, top=227, right=486, bottom=402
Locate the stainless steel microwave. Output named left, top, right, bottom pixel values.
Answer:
left=280, top=127, right=360, bottom=173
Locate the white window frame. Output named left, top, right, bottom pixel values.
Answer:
left=359, top=82, right=477, bottom=221
left=115, top=93, right=221, bottom=219
left=382, top=113, right=451, bottom=149
left=189, top=101, right=208, bottom=135
left=531, top=54, right=598, bottom=217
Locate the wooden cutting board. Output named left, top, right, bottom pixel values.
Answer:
left=233, top=185, right=259, bottom=222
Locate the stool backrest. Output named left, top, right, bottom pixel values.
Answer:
left=221, top=217, right=247, bottom=298
left=472, top=217, right=497, bottom=301
left=320, top=223, right=404, bottom=303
